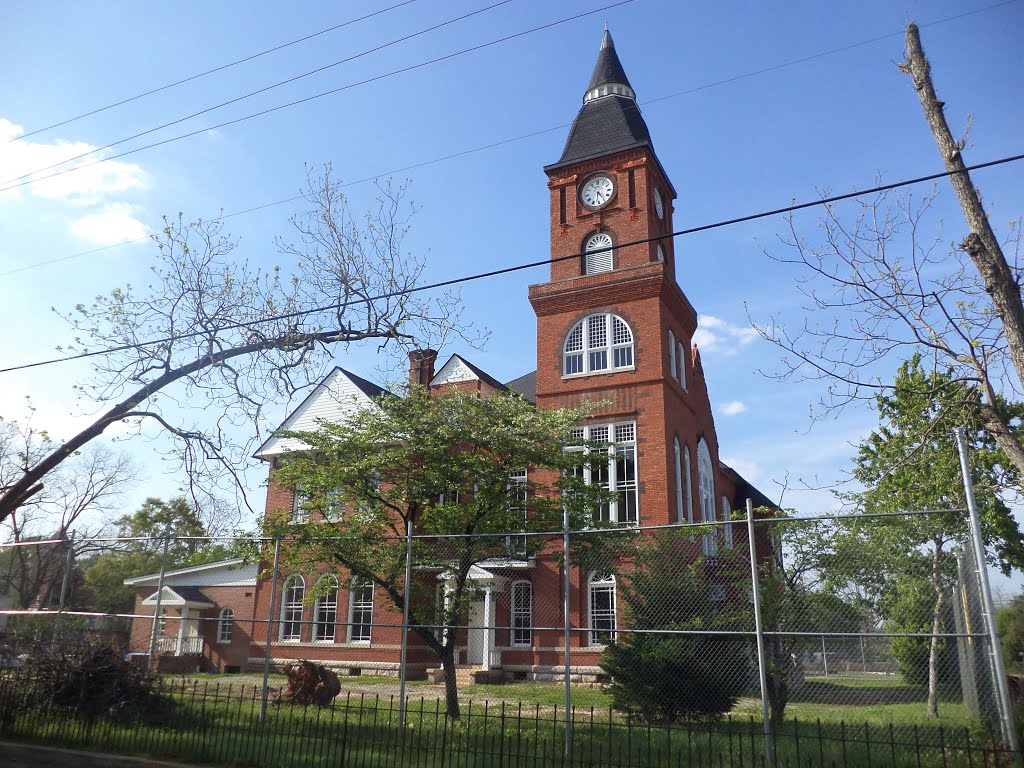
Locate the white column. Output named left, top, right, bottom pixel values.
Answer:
left=176, top=607, right=189, bottom=656
left=481, top=586, right=493, bottom=671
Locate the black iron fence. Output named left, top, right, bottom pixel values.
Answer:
left=0, top=672, right=1015, bottom=768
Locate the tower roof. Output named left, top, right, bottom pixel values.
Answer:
left=545, top=29, right=663, bottom=180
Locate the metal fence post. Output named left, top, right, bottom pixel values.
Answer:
left=259, top=535, right=282, bottom=721
left=398, top=517, right=413, bottom=734
left=562, top=506, right=573, bottom=762
left=147, top=528, right=172, bottom=671
left=53, top=530, right=75, bottom=644
left=745, top=498, right=773, bottom=764
left=955, top=428, right=1019, bottom=755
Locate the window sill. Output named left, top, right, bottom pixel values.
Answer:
left=562, top=366, right=635, bottom=381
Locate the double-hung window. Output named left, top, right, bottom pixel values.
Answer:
left=313, top=575, right=339, bottom=642
left=291, top=485, right=310, bottom=524
left=348, top=577, right=374, bottom=643
left=568, top=422, right=638, bottom=525
left=280, top=575, right=304, bottom=641
left=506, top=468, right=528, bottom=557
left=511, top=581, right=533, bottom=646
left=588, top=573, right=617, bottom=646
left=217, top=608, right=233, bottom=643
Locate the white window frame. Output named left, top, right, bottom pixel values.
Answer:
left=722, top=496, right=734, bottom=548
left=511, top=581, right=533, bottom=647
left=698, top=439, right=717, bottom=556
left=563, top=314, right=634, bottom=377
left=678, top=340, right=687, bottom=389
left=583, top=232, right=615, bottom=275
left=588, top=573, right=617, bottom=646
left=506, top=468, right=528, bottom=557
left=313, top=575, right=339, bottom=642
left=668, top=329, right=676, bottom=380
left=673, top=437, right=684, bottom=523
left=567, top=422, right=638, bottom=525
left=291, top=485, right=310, bottom=524
left=217, top=607, right=233, bottom=644
left=683, top=444, right=694, bottom=523
left=347, top=577, right=374, bottom=644
left=280, top=575, right=305, bottom=641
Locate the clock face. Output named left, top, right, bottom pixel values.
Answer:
left=580, top=174, right=615, bottom=210
left=653, top=186, right=664, bottom=219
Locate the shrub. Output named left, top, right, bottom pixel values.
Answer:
left=23, top=643, right=164, bottom=721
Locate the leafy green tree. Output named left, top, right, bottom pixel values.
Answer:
left=997, top=594, right=1024, bottom=673
left=270, top=385, right=615, bottom=719
left=835, top=356, right=1024, bottom=717
left=84, top=497, right=226, bottom=616
left=600, top=531, right=752, bottom=723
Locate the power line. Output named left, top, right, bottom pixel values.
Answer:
left=2, top=0, right=1014, bottom=278
left=1, top=0, right=518, bottom=187
left=5, top=0, right=419, bottom=145
left=2, top=150, right=1020, bottom=375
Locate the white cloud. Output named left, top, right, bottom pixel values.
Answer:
left=0, top=118, right=147, bottom=202
left=71, top=203, right=148, bottom=245
left=692, top=314, right=759, bottom=355
left=720, top=400, right=747, bottom=416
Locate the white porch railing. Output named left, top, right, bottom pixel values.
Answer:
left=155, top=636, right=203, bottom=655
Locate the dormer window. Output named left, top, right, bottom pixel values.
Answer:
left=563, top=313, right=634, bottom=376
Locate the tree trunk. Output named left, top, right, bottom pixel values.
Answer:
left=440, top=644, right=461, bottom=719
left=766, top=636, right=790, bottom=735
left=927, top=538, right=947, bottom=718
left=901, top=23, right=1024, bottom=475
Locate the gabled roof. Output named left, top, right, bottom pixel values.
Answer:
left=124, top=557, right=258, bottom=587
left=430, top=354, right=510, bottom=393
left=141, top=585, right=215, bottom=609
left=255, top=367, right=393, bottom=458
left=504, top=370, right=536, bottom=403
left=719, top=462, right=779, bottom=512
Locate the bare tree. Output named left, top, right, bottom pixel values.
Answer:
left=0, top=166, right=474, bottom=525
left=754, top=23, right=1024, bottom=477
left=1, top=414, right=136, bottom=609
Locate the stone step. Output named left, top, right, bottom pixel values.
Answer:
left=425, top=665, right=503, bottom=687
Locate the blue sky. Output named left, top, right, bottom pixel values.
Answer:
left=2, top=0, right=1023, bottom=585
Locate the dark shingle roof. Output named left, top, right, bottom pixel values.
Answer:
left=587, top=29, right=633, bottom=93
left=457, top=357, right=510, bottom=394
left=340, top=367, right=392, bottom=399
left=547, top=95, right=653, bottom=170
left=504, top=371, right=536, bottom=403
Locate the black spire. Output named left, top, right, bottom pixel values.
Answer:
left=585, top=29, right=634, bottom=100
left=545, top=28, right=654, bottom=172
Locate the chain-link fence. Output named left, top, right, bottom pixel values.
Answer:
left=1, top=498, right=1018, bottom=767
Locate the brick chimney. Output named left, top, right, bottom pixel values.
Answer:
left=408, top=349, right=438, bottom=388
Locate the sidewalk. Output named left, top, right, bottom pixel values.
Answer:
left=0, top=741, right=202, bottom=767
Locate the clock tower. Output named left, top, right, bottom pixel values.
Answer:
left=529, top=29, right=724, bottom=530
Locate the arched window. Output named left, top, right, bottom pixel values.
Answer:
left=583, top=231, right=615, bottom=274
left=683, top=444, right=694, bottom=523
left=217, top=608, right=233, bottom=644
left=722, top=497, right=734, bottom=548
left=678, top=340, right=687, bottom=389
left=563, top=314, right=634, bottom=376
left=673, top=437, right=684, bottom=523
left=348, top=577, right=374, bottom=643
left=588, top=573, right=616, bottom=646
left=313, top=575, right=339, bottom=642
left=280, top=575, right=304, bottom=641
left=697, top=439, right=717, bottom=556
left=511, top=581, right=533, bottom=647
left=668, top=329, right=676, bottom=380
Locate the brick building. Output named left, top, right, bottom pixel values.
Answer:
left=243, top=30, right=776, bottom=681
left=126, top=30, right=776, bottom=680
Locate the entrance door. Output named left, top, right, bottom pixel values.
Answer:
left=466, top=595, right=486, bottom=665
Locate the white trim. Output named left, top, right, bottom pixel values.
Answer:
left=562, top=313, right=634, bottom=377
left=280, top=574, right=305, bottom=642
left=313, top=574, right=340, bottom=643
left=124, top=558, right=253, bottom=586
left=587, top=573, right=616, bottom=647
left=347, top=577, right=374, bottom=644
left=511, top=580, right=533, bottom=647
left=698, top=439, right=717, bottom=556
left=566, top=421, right=638, bottom=525
left=217, top=607, right=234, bottom=644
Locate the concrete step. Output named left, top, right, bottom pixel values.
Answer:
left=425, top=665, right=503, bottom=687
